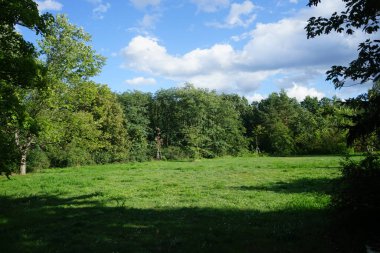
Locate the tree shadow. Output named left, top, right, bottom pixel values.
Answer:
left=233, top=177, right=339, bottom=195
left=0, top=194, right=362, bottom=253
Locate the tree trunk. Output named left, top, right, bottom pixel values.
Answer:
left=15, top=130, right=33, bottom=175
left=20, top=152, right=27, bottom=175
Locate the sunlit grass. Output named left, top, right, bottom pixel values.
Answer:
left=0, top=156, right=346, bottom=252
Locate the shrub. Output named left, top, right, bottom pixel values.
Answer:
left=333, top=154, right=380, bottom=240
left=93, top=150, right=112, bottom=164
left=66, top=145, right=94, bottom=167
left=27, top=147, right=50, bottom=172
left=47, top=144, right=94, bottom=167
left=0, top=133, right=18, bottom=175
left=162, top=146, right=191, bottom=160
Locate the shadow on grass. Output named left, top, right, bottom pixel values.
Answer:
left=233, top=177, right=339, bottom=195
left=0, top=194, right=363, bottom=253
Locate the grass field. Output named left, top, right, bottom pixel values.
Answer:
left=0, top=156, right=356, bottom=252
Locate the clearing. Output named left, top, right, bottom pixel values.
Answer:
left=0, top=156, right=349, bottom=252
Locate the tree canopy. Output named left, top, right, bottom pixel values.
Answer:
left=306, top=0, right=380, bottom=88
left=306, top=0, right=380, bottom=143
left=0, top=0, right=52, bottom=175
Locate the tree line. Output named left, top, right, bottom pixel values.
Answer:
left=0, top=1, right=378, bottom=175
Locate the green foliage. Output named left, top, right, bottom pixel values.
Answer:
left=35, top=15, right=129, bottom=168
left=0, top=130, right=18, bottom=175
left=39, top=14, right=105, bottom=84
left=306, top=0, right=380, bottom=153
left=151, top=84, right=247, bottom=158
left=118, top=91, right=152, bottom=161
left=27, top=147, right=50, bottom=172
left=345, top=83, right=380, bottom=145
left=252, top=92, right=349, bottom=155
left=333, top=155, right=380, bottom=242
left=46, top=142, right=94, bottom=168
left=0, top=0, right=53, bottom=175
left=161, top=146, right=192, bottom=160
left=306, top=0, right=380, bottom=88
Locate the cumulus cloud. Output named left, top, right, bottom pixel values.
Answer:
left=209, top=0, right=256, bottom=28
left=125, top=77, right=157, bottom=86
left=286, top=83, right=324, bottom=101
left=36, top=0, right=63, bottom=11
left=242, top=20, right=361, bottom=71
left=289, top=0, right=298, bottom=4
left=121, top=0, right=367, bottom=97
left=122, top=36, right=239, bottom=79
left=130, top=0, right=160, bottom=9
left=121, top=36, right=274, bottom=93
left=191, top=0, right=229, bottom=13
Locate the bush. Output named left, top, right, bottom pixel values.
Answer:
left=27, top=147, right=50, bottom=172
left=0, top=133, right=18, bottom=175
left=333, top=154, right=380, bottom=240
left=66, top=145, right=94, bottom=167
left=47, top=144, right=94, bottom=167
left=162, top=146, right=191, bottom=160
left=93, top=150, right=112, bottom=164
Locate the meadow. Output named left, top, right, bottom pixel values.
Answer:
left=0, top=156, right=357, bottom=252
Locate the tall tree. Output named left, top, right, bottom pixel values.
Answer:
left=37, top=15, right=129, bottom=167
left=118, top=91, right=153, bottom=161
left=306, top=0, right=380, bottom=87
left=306, top=0, right=380, bottom=142
left=255, top=91, right=300, bottom=155
left=151, top=84, right=247, bottom=158
left=306, top=1, right=380, bottom=245
left=0, top=0, right=52, bottom=175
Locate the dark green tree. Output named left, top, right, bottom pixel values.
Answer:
left=151, top=84, right=247, bottom=159
left=306, top=0, right=380, bottom=142
left=0, top=0, right=52, bottom=175
left=118, top=91, right=153, bottom=161
left=255, top=91, right=300, bottom=155
left=306, top=0, right=380, bottom=88
left=306, top=1, right=380, bottom=246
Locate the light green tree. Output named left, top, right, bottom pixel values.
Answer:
left=35, top=15, right=129, bottom=167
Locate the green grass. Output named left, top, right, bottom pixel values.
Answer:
left=0, top=156, right=355, bottom=252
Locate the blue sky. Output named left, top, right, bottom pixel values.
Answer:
left=33, top=0, right=369, bottom=101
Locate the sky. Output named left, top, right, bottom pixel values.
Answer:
left=31, top=0, right=370, bottom=102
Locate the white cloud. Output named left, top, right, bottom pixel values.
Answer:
left=286, top=83, right=324, bottom=101
left=122, top=36, right=237, bottom=77
left=36, top=0, right=63, bottom=11
left=289, top=0, right=298, bottom=3
left=139, top=14, right=161, bottom=29
left=86, top=0, right=111, bottom=19
left=93, top=2, right=111, bottom=19
left=121, top=0, right=368, bottom=97
left=209, top=0, right=256, bottom=28
left=130, top=0, right=160, bottom=9
left=121, top=36, right=273, bottom=93
left=231, top=31, right=253, bottom=42
left=246, top=93, right=265, bottom=103
left=125, top=77, right=157, bottom=86
left=191, top=0, right=229, bottom=13
left=226, top=1, right=256, bottom=27
left=242, top=18, right=359, bottom=71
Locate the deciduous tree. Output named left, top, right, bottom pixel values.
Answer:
left=0, top=0, right=52, bottom=175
